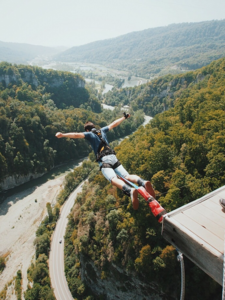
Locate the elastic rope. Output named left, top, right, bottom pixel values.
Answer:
left=177, top=249, right=185, bottom=300
left=77, top=170, right=225, bottom=218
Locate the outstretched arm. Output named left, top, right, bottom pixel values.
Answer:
left=55, top=132, right=85, bottom=139
left=108, top=114, right=130, bottom=131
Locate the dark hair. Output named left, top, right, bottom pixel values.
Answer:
left=84, top=121, right=95, bottom=132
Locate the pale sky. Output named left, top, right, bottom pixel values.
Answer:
left=0, top=0, right=225, bottom=48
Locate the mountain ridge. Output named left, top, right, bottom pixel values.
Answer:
left=0, top=40, right=68, bottom=64
left=55, top=20, right=225, bottom=78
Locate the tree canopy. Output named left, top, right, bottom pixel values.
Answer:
left=0, top=62, right=144, bottom=185
left=64, top=57, right=225, bottom=299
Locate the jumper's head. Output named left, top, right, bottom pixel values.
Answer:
left=84, top=121, right=95, bottom=132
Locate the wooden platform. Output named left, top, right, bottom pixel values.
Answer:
left=162, top=185, right=225, bottom=286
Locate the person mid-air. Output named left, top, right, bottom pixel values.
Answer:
left=55, top=113, right=155, bottom=210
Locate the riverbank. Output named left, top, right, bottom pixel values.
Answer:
left=0, top=159, right=85, bottom=204
left=0, top=158, right=84, bottom=299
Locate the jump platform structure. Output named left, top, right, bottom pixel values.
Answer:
left=162, top=185, right=225, bottom=286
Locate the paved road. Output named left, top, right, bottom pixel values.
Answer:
left=49, top=181, right=85, bottom=300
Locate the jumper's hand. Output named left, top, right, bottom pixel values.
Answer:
left=123, top=112, right=130, bottom=119
left=55, top=132, right=63, bottom=138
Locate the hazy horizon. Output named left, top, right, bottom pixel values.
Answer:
left=1, top=0, right=225, bottom=48
left=2, top=19, right=225, bottom=50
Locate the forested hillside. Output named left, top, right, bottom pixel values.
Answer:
left=56, top=20, right=225, bottom=78
left=63, top=58, right=225, bottom=299
left=105, top=57, right=225, bottom=118
left=0, top=62, right=144, bottom=189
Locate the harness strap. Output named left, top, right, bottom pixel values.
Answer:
left=100, top=160, right=121, bottom=171
left=91, top=128, right=116, bottom=161
left=96, top=148, right=116, bottom=161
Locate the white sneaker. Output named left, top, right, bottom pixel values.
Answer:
left=130, top=188, right=139, bottom=210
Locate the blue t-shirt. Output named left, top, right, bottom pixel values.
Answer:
left=83, top=126, right=109, bottom=156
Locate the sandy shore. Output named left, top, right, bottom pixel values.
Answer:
left=0, top=174, right=66, bottom=299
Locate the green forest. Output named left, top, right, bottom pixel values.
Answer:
left=0, top=62, right=144, bottom=186
left=104, top=57, right=225, bottom=118
left=56, top=20, right=225, bottom=78
left=1, top=54, right=225, bottom=299
left=62, top=57, right=225, bottom=299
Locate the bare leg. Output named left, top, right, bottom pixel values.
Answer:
left=111, top=175, right=144, bottom=188
left=125, top=174, right=155, bottom=198
left=111, top=176, right=139, bottom=210
left=124, top=174, right=140, bottom=184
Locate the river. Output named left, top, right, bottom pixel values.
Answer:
left=0, top=157, right=86, bottom=297
left=39, top=62, right=148, bottom=92
left=85, top=77, right=148, bottom=94
left=85, top=78, right=113, bottom=94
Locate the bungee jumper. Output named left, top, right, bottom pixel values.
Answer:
left=55, top=113, right=166, bottom=222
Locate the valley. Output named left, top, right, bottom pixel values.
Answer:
left=0, top=159, right=84, bottom=298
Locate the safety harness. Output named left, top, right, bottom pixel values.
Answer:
left=92, top=113, right=129, bottom=170
left=91, top=128, right=121, bottom=170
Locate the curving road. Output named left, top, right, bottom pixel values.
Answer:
left=49, top=181, right=85, bottom=300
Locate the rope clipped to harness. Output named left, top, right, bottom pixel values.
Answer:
left=119, top=175, right=167, bottom=223
left=137, top=186, right=167, bottom=223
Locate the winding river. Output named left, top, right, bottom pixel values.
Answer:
left=0, top=157, right=86, bottom=297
